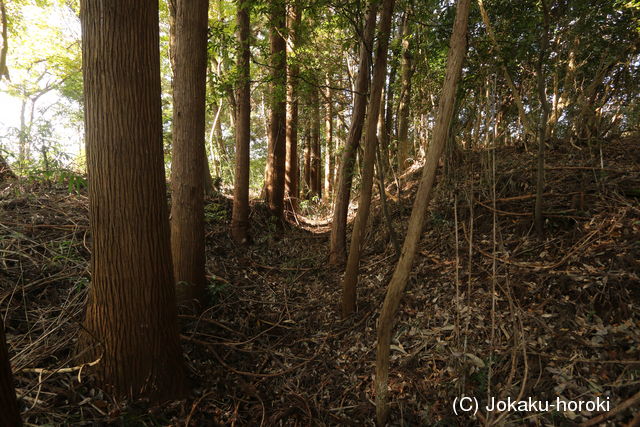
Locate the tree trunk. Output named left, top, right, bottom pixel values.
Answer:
left=0, top=322, right=21, bottom=426
left=0, top=0, right=9, bottom=81
left=341, top=0, right=396, bottom=317
left=534, top=0, right=550, bottom=237
left=303, top=126, right=311, bottom=195
left=79, top=0, right=187, bottom=402
left=170, top=0, right=209, bottom=308
left=397, top=11, right=413, bottom=171
left=375, top=0, right=470, bottom=422
left=329, top=0, right=379, bottom=265
left=478, top=0, right=536, bottom=140
left=323, top=75, right=334, bottom=203
left=264, top=0, right=287, bottom=220
left=310, top=82, right=322, bottom=198
left=231, top=0, right=251, bottom=244
left=285, top=2, right=301, bottom=212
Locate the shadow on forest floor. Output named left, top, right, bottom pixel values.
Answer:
left=1, top=136, right=640, bottom=426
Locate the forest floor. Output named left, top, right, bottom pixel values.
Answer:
left=1, top=136, right=640, bottom=426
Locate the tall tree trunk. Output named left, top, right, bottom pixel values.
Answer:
left=310, top=82, right=322, bottom=198
left=341, top=0, right=396, bottom=317
left=170, top=0, right=209, bottom=308
left=534, top=0, right=550, bottom=237
left=285, top=2, right=301, bottom=212
left=329, top=0, right=379, bottom=265
left=79, top=0, right=187, bottom=402
left=375, top=0, right=470, bottom=422
left=0, top=322, right=21, bottom=426
left=397, top=11, right=413, bottom=171
left=303, top=126, right=311, bottom=195
left=231, top=0, right=251, bottom=244
left=265, top=0, right=287, bottom=220
left=323, top=75, right=334, bottom=202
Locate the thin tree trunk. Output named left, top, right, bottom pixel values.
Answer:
left=534, top=0, right=550, bottom=237
left=397, top=11, right=413, bottom=171
left=231, top=0, right=251, bottom=244
left=341, top=0, right=396, bottom=317
left=310, top=82, right=322, bottom=198
left=265, top=0, right=287, bottom=220
left=170, top=0, right=209, bottom=308
left=329, top=0, right=379, bottom=265
left=0, top=0, right=9, bottom=81
left=323, top=75, right=334, bottom=202
left=304, top=127, right=311, bottom=195
left=375, top=0, right=470, bottom=422
left=0, top=322, right=21, bottom=426
left=80, top=0, right=187, bottom=401
left=478, top=0, right=536, bottom=140
left=285, top=1, right=301, bottom=212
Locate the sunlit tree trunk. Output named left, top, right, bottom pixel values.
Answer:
left=375, top=0, right=470, bottom=422
left=79, top=0, right=187, bottom=401
left=170, top=0, right=209, bottom=307
left=231, top=0, right=251, bottom=243
left=329, top=0, right=379, bottom=265
left=0, top=322, right=21, bottom=426
left=285, top=1, right=301, bottom=212
left=341, top=0, right=396, bottom=317
left=265, top=0, right=287, bottom=220
left=323, top=75, right=334, bottom=202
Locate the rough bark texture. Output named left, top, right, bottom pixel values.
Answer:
left=170, top=0, right=209, bottom=308
left=80, top=0, right=187, bottom=402
left=0, top=322, right=21, bottom=426
left=0, top=0, right=9, bottom=81
left=397, top=12, right=413, bottom=171
left=285, top=2, right=301, bottom=212
left=231, top=0, right=251, bottom=244
left=341, top=0, right=395, bottom=317
left=265, top=0, right=287, bottom=220
left=375, top=0, right=470, bottom=422
left=328, top=0, right=379, bottom=265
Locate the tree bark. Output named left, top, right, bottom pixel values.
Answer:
left=323, top=75, right=334, bottom=202
left=341, top=0, right=396, bottom=317
left=170, top=0, right=209, bottom=308
left=329, top=0, right=379, bottom=265
left=265, top=0, right=287, bottom=220
left=79, top=0, right=187, bottom=402
left=397, top=11, right=413, bottom=171
left=0, top=322, right=21, bottom=426
left=375, top=0, right=470, bottom=422
left=231, top=0, right=251, bottom=244
left=285, top=1, right=301, bottom=212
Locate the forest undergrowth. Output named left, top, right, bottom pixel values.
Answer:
left=1, top=136, right=639, bottom=426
